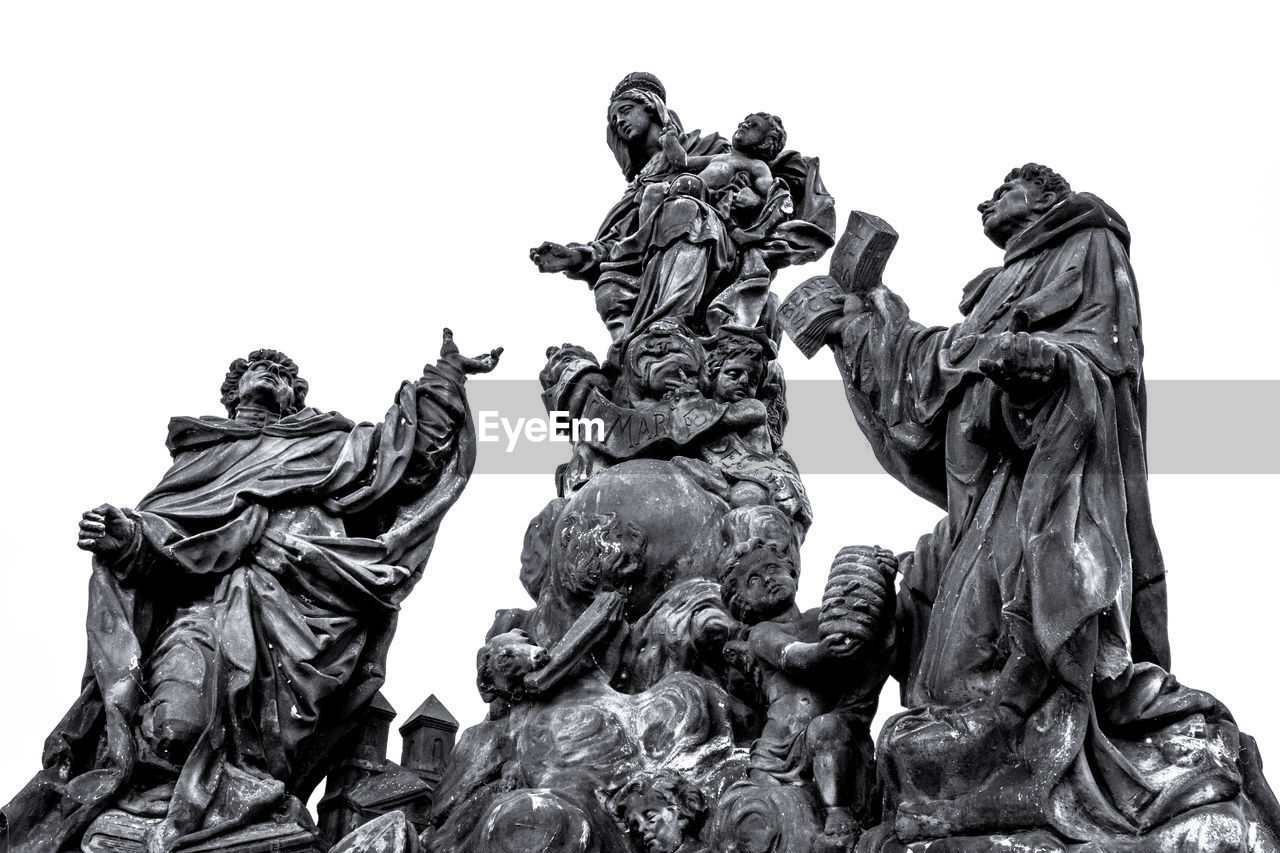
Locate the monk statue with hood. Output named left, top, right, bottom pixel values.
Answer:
left=1, top=330, right=501, bottom=853
left=812, top=164, right=1280, bottom=850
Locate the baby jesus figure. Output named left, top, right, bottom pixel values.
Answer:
left=657, top=112, right=786, bottom=219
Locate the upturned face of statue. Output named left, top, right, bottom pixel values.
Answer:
left=712, top=355, right=761, bottom=403
left=977, top=177, right=1056, bottom=249
left=625, top=791, right=687, bottom=853
left=236, top=360, right=296, bottom=414
left=609, top=97, right=657, bottom=144
left=735, top=541, right=799, bottom=622
left=732, top=114, right=771, bottom=153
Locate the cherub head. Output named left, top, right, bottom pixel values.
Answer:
left=732, top=113, right=786, bottom=163
left=705, top=328, right=772, bottom=403
left=220, top=349, right=309, bottom=417
left=622, top=320, right=707, bottom=403
left=718, top=506, right=800, bottom=624
left=540, top=343, right=600, bottom=391
left=556, top=511, right=647, bottom=598
left=476, top=629, right=550, bottom=706
left=609, top=769, right=708, bottom=853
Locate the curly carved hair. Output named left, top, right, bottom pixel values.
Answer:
left=716, top=505, right=798, bottom=622
left=706, top=332, right=768, bottom=396
left=557, top=511, right=647, bottom=597
left=736, top=112, right=787, bottom=163
left=539, top=343, right=599, bottom=390
left=609, top=769, right=708, bottom=840
left=219, top=348, right=309, bottom=417
left=1004, top=163, right=1071, bottom=198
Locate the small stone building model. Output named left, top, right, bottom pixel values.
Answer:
left=317, top=693, right=456, bottom=845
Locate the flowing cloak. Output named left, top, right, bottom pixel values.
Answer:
left=565, top=131, right=835, bottom=356
left=1, top=363, right=477, bottom=852
left=833, top=194, right=1270, bottom=843
left=836, top=192, right=1168, bottom=693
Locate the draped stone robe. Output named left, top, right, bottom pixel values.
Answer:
left=833, top=195, right=1277, bottom=846
left=2, top=362, right=477, bottom=852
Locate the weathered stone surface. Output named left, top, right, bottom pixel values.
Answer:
left=8, top=66, right=1277, bottom=853
left=80, top=809, right=323, bottom=852
left=816, top=166, right=1280, bottom=850
left=330, top=811, right=420, bottom=853
left=425, top=72, right=897, bottom=853
left=529, top=71, right=836, bottom=359
left=2, top=333, right=499, bottom=853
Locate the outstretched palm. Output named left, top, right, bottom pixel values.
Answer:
left=439, top=327, right=503, bottom=375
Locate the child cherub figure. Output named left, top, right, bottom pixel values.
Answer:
left=609, top=769, right=710, bottom=853
left=620, top=321, right=769, bottom=437
left=718, top=506, right=895, bottom=842
left=697, top=329, right=811, bottom=526
left=660, top=113, right=786, bottom=210
left=635, top=113, right=788, bottom=230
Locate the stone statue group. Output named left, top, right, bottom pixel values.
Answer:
left=3, top=72, right=1276, bottom=853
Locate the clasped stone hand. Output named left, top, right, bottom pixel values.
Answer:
left=77, top=504, right=137, bottom=562
left=978, top=310, right=1066, bottom=399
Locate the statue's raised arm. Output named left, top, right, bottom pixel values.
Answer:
left=2, top=331, right=498, bottom=853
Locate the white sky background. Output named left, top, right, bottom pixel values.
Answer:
left=1, top=1, right=1277, bottom=805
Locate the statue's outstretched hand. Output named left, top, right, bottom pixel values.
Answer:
left=462, top=349, right=504, bottom=375
left=78, top=503, right=136, bottom=561
left=529, top=241, right=586, bottom=274
left=439, top=328, right=503, bottom=376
